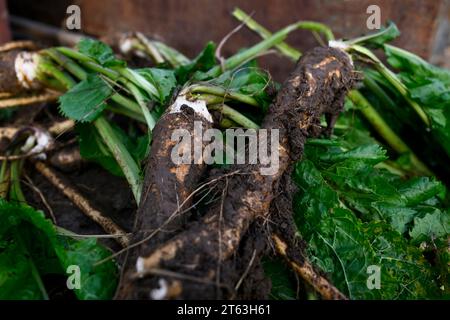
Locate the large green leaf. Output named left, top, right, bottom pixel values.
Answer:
left=136, top=68, right=177, bottom=104
left=383, top=45, right=450, bottom=157
left=292, top=139, right=448, bottom=299
left=175, top=41, right=217, bottom=83
left=77, top=122, right=149, bottom=177
left=59, top=74, right=112, bottom=122
left=77, top=38, right=125, bottom=68
left=0, top=201, right=118, bottom=300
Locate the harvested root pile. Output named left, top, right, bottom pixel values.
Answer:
left=1, top=9, right=449, bottom=301
left=117, top=47, right=356, bottom=299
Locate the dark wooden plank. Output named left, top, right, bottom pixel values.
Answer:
left=0, top=0, right=11, bottom=43
left=7, top=0, right=444, bottom=78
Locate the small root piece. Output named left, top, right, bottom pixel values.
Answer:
left=0, top=91, right=61, bottom=109
left=0, top=119, right=74, bottom=151
left=34, top=161, right=130, bottom=247
left=23, top=173, right=57, bottom=224
left=272, top=233, right=347, bottom=300
left=48, top=119, right=75, bottom=136
left=0, top=41, right=37, bottom=53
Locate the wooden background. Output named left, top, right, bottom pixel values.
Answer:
left=6, top=0, right=449, bottom=78
left=0, top=0, right=10, bottom=42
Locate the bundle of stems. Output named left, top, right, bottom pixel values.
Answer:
left=0, top=19, right=339, bottom=202
left=232, top=8, right=433, bottom=177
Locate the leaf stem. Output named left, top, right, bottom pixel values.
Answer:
left=234, top=12, right=433, bottom=176
left=122, top=81, right=157, bottom=130
left=189, top=84, right=260, bottom=107
left=347, top=90, right=432, bottom=175
left=349, top=45, right=430, bottom=127
left=0, top=160, right=10, bottom=198
left=232, top=8, right=302, bottom=61
left=209, top=104, right=259, bottom=129
left=10, top=158, right=25, bottom=203
left=93, top=116, right=142, bottom=202
left=206, top=19, right=333, bottom=78
left=37, top=58, right=76, bottom=90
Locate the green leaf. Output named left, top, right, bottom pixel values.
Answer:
left=0, top=200, right=117, bottom=300
left=318, top=144, right=387, bottom=164
left=346, top=22, right=400, bottom=47
left=136, top=68, right=177, bottom=104
left=175, top=41, right=217, bottom=83
left=77, top=38, right=125, bottom=67
left=59, top=74, right=112, bottom=122
left=77, top=123, right=122, bottom=176
left=263, top=258, right=297, bottom=300
left=382, top=44, right=450, bottom=156
left=410, top=210, right=450, bottom=245
left=398, top=177, right=445, bottom=206
left=292, top=139, right=447, bottom=299
left=210, top=62, right=274, bottom=112
left=77, top=122, right=149, bottom=176
left=58, top=238, right=118, bottom=300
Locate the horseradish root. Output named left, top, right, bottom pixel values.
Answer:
left=117, top=46, right=356, bottom=299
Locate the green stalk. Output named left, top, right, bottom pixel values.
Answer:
left=191, top=93, right=225, bottom=105
left=348, top=90, right=432, bottom=175
left=44, top=48, right=88, bottom=81
left=110, top=93, right=142, bottom=115
left=135, top=32, right=165, bottom=64
left=189, top=85, right=260, bottom=107
left=10, top=159, right=25, bottom=203
left=107, top=105, right=146, bottom=123
left=232, top=8, right=301, bottom=61
left=47, top=49, right=143, bottom=116
left=56, top=47, right=94, bottom=63
left=94, top=116, right=142, bottom=202
left=122, top=81, right=157, bottom=130
left=349, top=45, right=430, bottom=126
left=56, top=47, right=120, bottom=80
left=37, top=58, right=76, bottom=90
left=209, top=104, right=259, bottom=129
left=41, top=54, right=144, bottom=202
left=117, top=68, right=159, bottom=99
left=35, top=75, right=66, bottom=92
left=235, top=12, right=433, bottom=176
left=375, top=161, right=407, bottom=177
left=220, top=117, right=239, bottom=129
left=0, top=160, right=10, bottom=199
left=206, top=20, right=334, bottom=78
left=152, top=41, right=191, bottom=67
left=363, top=71, right=401, bottom=112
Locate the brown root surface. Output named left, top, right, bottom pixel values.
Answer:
left=0, top=50, right=23, bottom=95
left=116, top=104, right=213, bottom=298
left=117, top=47, right=356, bottom=299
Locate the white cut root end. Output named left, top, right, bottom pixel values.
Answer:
left=168, top=95, right=213, bottom=123
left=119, top=35, right=146, bottom=58
left=136, top=256, right=145, bottom=275
left=328, top=40, right=354, bottom=66
left=119, top=37, right=134, bottom=54
left=14, top=52, right=41, bottom=90
left=20, top=128, right=53, bottom=160
left=149, top=279, right=168, bottom=300
left=328, top=40, right=350, bottom=51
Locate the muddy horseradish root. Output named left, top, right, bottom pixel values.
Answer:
left=116, top=46, right=357, bottom=299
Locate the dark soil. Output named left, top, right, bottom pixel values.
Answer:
left=23, top=162, right=136, bottom=252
